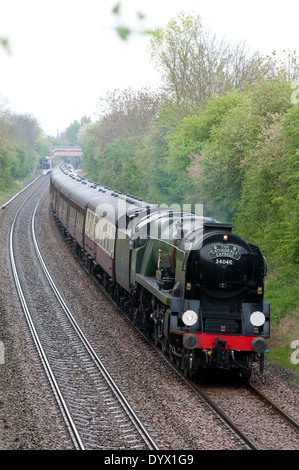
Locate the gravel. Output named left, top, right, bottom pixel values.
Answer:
left=0, top=176, right=298, bottom=450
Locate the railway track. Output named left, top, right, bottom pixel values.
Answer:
left=69, top=241, right=299, bottom=450
left=50, top=195, right=299, bottom=451
left=72, top=259, right=299, bottom=450
left=165, top=354, right=299, bottom=450
left=5, top=175, right=298, bottom=450
left=62, top=244, right=259, bottom=450
left=124, top=309, right=299, bottom=450
left=246, top=382, right=299, bottom=432
left=141, top=336, right=261, bottom=450
left=9, top=179, right=159, bottom=451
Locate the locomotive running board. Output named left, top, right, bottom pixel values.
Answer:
left=135, top=273, right=172, bottom=306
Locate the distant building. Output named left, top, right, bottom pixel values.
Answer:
left=50, top=146, right=82, bottom=169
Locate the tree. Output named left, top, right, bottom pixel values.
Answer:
left=96, top=87, right=161, bottom=148
left=6, top=112, right=40, bottom=151
left=149, top=12, right=266, bottom=116
left=81, top=88, right=161, bottom=193
left=61, top=116, right=91, bottom=145
left=0, top=109, right=46, bottom=188
left=79, top=122, right=101, bottom=179
left=157, top=90, right=244, bottom=213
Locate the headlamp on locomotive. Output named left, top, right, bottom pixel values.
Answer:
left=130, top=210, right=269, bottom=379
left=50, top=165, right=270, bottom=380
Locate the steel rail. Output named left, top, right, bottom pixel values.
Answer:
left=148, top=342, right=260, bottom=450
left=32, top=193, right=159, bottom=451
left=9, top=186, right=85, bottom=450
left=247, top=382, right=299, bottom=432
left=147, top=333, right=299, bottom=449
left=65, top=235, right=260, bottom=451
left=1, top=175, right=41, bottom=209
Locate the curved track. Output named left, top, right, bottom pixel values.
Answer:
left=69, top=235, right=299, bottom=450
left=5, top=175, right=298, bottom=450
left=9, top=179, right=159, bottom=450
left=247, top=382, right=299, bottom=432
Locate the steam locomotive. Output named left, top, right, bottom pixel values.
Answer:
left=50, top=164, right=270, bottom=378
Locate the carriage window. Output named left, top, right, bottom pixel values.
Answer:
left=93, top=215, right=115, bottom=257
left=89, top=213, right=94, bottom=238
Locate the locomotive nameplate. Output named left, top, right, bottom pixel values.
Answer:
left=208, top=244, right=241, bottom=260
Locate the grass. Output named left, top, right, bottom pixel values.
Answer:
left=267, top=308, right=299, bottom=383
left=267, top=347, right=299, bottom=380
left=0, top=173, right=39, bottom=207
left=263, top=268, right=299, bottom=382
left=1, top=170, right=298, bottom=386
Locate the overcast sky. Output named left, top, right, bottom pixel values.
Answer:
left=0, top=0, right=298, bottom=136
